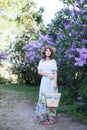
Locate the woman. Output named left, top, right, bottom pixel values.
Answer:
left=36, top=46, right=58, bottom=125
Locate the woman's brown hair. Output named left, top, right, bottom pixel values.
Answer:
left=41, top=46, right=55, bottom=59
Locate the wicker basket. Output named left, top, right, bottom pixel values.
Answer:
left=45, top=93, right=61, bottom=107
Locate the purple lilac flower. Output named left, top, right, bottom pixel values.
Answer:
left=77, top=47, right=87, bottom=56
left=0, top=51, right=8, bottom=59
left=77, top=102, right=85, bottom=107
left=57, top=47, right=62, bottom=54
left=46, top=35, right=54, bottom=45
left=64, top=23, right=71, bottom=29
left=77, top=96, right=83, bottom=100
left=23, top=39, right=43, bottom=63
left=51, top=19, right=55, bottom=25
left=26, top=55, right=34, bottom=63
left=63, top=19, right=71, bottom=27
left=84, top=8, right=87, bottom=13
left=22, top=43, right=31, bottom=51
left=38, top=35, right=47, bottom=43
left=83, top=15, right=87, bottom=20
left=46, top=40, right=53, bottom=45
left=72, top=43, right=77, bottom=49
left=48, top=26, right=52, bottom=31
left=46, top=35, right=54, bottom=42
left=57, top=32, right=62, bottom=40
left=67, top=54, right=75, bottom=59
left=80, top=53, right=87, bottom=59
left=74, top=46, right=87, bottom=66
left=74, top=57, right=86, bottom=66
left=55, top=41, right=60, bottom=45
left=82, top=39, right=87, bottom=44
left=66, top=43, right=77, bottom=58
left=26, top=56, right=34, bottom=63
left=77, top=0, right=81, bottom=8
left=66, top=45, right=87, bottom=66
left=84, top=0, right=87, bottom=4
left=77, top=10, right=82, bottom=15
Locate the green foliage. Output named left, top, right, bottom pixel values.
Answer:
left=58, top=85, right=87, bottom=122
left=0, top=0, right=43, bottom=50
left=59, top=86, right=74, bottom=105
left=32, top=7, right=44, bottom=24
left=58, top=105, right=87, bottom=122
left=9, top=33, right=41, bottom=84
left=78, top=76, right=87, bottom=100
left=59, top=0, right=77, bottom=5
left=0, top=76, right=10, bottom=84
left=73, top=112, right=87, bottom=122
left=0, top=0, right=45, bottom=84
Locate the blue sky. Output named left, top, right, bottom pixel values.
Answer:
left=34, top=0, right=64, bottom=24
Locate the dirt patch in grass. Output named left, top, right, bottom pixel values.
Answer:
left=0, top=87, right=87, bottom=130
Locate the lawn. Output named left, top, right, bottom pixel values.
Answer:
left=0, top=83, right=87, bottom=122
left=0, top=84, right=39, bottom=102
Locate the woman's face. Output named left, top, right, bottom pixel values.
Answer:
left=45, top=48, right=51, bottom=57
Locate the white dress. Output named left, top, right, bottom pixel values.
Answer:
left=38, top=59, right=58, bottom=98
left=35, top=59, right=58, bottom=124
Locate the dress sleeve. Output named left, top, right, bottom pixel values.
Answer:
left=37, top=60, right=42, bottom=70
left=51, top=59, right=58, bottom=71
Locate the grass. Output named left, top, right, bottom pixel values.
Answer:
left=0, top=83, right=39, bottom=102
left=0, top=83, right=87, bottom=122
left=57, top=105, right=87, bottom=122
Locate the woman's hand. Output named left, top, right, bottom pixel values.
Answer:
left=47, top=74, right=53, bottom=80
left=53, top=82, right=58, bottom=89
left=38, top=70, right=54, bottom=80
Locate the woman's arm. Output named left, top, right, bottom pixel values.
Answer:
left=38, top=70, right=53, bottom=80
left=53, top=70, right=58, bottom=89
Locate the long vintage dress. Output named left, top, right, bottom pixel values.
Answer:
left=36, top=59, right=58, bottom=124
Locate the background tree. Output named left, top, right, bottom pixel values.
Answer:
left=0, top=0, right=45, bottom=83
left=0, top=0, right=40, bottom=49
left=23, top=1, right=87, bottom=102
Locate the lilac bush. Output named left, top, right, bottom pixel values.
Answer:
left=74, top=47, right=87, bottom=66
left=64, top=1, right=87, bottom=67
left=66, top=45, right=87, bottom=67
left=23, top=34, right=56, bottom=64
left=23, top=1, right=87, bottom=68
left=23, top=36, right=45, bottom=63
left=23, top=0, right=87, bottom=99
